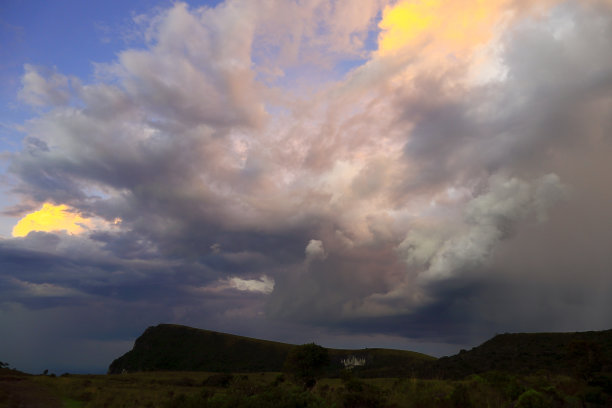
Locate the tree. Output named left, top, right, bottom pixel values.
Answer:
left=283, top=343, right=330, bottom=389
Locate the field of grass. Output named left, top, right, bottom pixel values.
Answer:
left=3, top=368, right=612, bottom=407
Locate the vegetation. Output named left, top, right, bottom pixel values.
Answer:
left=108, top=324, right=294, bottom=373
left=108, top=324, right=434, bottom=377
left=283, top=343, right=330, bottom=389
left=2, top=368, right=612, bottom=407
left=4, top=326, right=612, bottom=407
left=432, top=330, right=612, bottom=379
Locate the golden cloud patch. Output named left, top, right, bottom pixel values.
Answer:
left=12, top=203, right=92, bottom=237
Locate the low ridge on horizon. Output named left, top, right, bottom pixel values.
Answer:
left=109, top=324, right=612, bottom=379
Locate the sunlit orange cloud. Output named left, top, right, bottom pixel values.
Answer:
left=11, top=203, right=93, bottom=237
left=377, top=0, right=559, bottom=58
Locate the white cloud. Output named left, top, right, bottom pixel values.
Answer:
left=228, top=275, right=275, bottom=294
left=18, top=65, right=72, bottom=107
left=194, top=275, right=275, bottom=295
left=400, top=174, right=567, bottom=284
left=305, top=239, right=326, bottom=261
left=11, top=278, right=84, bottom=298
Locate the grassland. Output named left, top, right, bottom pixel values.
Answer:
left=2, top=368, right=611, bottom=407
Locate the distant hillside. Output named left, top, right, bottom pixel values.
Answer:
left=110, top=325, right=612, bottom=379
left=109, top=324, right=294, bottom=374
left=433, top=329, right=612, bottom=379
left=108, top=324, right=434, bottom=376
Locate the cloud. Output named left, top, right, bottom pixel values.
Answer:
left=228, top=276, right=275, bottom=294
left=11, top=202, right=119, bottom=237
left=8, top=278, right=85, bottom=298
left=305, top=239, right=326, bottom=261
left=3, top=0, right=612, bottom=372
left=402, top=174, right=567, bottom=284
left=18, top=65, right=72, bottom=107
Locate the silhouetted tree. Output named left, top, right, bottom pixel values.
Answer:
left=283, top=343, right=329, bottom=389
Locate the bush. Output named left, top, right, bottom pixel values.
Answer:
left=283, top=343, right=330, bottom=389
left=589, top=373, right=612, bottom=395
left=449, top=384, right=471, bottom=408
left=580, top=386, right=606, bottom=405
left=515, top=389, right=548, bottom=408
left=340, top=377, right=386, bottom=408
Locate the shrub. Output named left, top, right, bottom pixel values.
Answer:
left=283, top=343, right=330, bottom=389
left=580, top=386, right=606, bottom=405
left=339, top=377, right=387, bottom=408
left=449, top=383, right=471, bottom=408
left=515, top=389, right=548, bottom=408
left=589, top=373, right=612, bottom=395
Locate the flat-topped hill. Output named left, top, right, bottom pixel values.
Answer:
left=108, top=324, right=294, bottom=373
left=108, top=324, right=434, bottom=376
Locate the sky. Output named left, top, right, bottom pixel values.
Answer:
left=1, top=0, right=612, bottom=374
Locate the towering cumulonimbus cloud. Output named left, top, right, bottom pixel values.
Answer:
left=2, top=0, right=612, bottom=373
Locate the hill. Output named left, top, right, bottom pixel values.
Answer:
left=433, top=329, right=612, bottom=379
left=108, top=324, right=294, bottom=373
left=109, top=324, right=612, bottom=379
left=108, top=324, right=434, bottom=376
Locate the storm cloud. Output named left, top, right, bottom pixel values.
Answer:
left=2, top=0, right=612, bottom=373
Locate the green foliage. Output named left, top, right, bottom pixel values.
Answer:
left=5, top=368, right=612, bottom=408
left=515, top=389, right=548, bottom=408
left=283, top=343, right=330, bottom=389
left=61, top=398, right=84, bottom=408
left=338, top=377, right=387, bottom=408
left=449, top=383, right=471, bottom=407
left=163, top=383, right=330, bottom=408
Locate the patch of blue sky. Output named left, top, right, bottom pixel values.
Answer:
left=334, top=18, right=381, bottom=78
left=0, top=0, right=213, bottom=188
left=0, top=0, right=222, bottom=149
